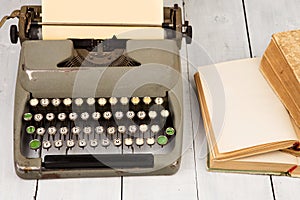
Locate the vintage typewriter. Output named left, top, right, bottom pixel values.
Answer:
left=1, top=3, right=192, bottom=179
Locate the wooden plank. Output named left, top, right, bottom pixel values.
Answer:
left=185, top=0, right=274, bottom=199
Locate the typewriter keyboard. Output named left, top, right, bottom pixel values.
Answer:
left=21, top=95, right=176, bottom=168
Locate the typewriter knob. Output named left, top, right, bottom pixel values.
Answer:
left=10, top=25, right=19, bottom=44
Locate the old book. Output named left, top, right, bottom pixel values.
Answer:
left=261, top=30, right=300, bottom=127
left=194, top=58, right=299, bottom=161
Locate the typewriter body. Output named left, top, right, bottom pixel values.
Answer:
left=2, top=4, right=192, bottom=179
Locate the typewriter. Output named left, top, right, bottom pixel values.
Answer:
left=1, top=3, right=192, bottom=179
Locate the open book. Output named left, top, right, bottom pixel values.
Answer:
left=194, top=58, right=300, bottom=162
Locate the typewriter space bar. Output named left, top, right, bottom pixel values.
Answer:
left=43, top=154, right=154, bottom=169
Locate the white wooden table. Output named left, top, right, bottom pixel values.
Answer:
left=1, top=0, right=299, bottom=199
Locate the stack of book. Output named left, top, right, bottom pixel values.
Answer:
left=194, top=30, right=300, bottom=177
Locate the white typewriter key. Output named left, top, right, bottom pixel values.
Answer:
left=103, top=111, right=112, bottom=120
left=48, top=126, right=57, bottom=135
left=36, top=127, right=45, bottom=136
left=109, top=97, right=118, bottom=105
left=107, top=127, right=116, bottom=135
left=29, top=98, right=39, bottom=107
left=83, top=126, right=92, bottom=134
left=136, top=138, right=144, bottom=146
left=67, top=139, right=75, bottom=148
left=90, top=139, right=98, bottom=147
left=69, top=112, right=78, bottom=121
left=60, top=127, right=68, bottom=135
left=120, top=97, right=129, bottom=105
left=131, top=97, right=140, bottom=105
left=40, top=98, right=50, bottom=107
left=58, top=113, right=67, bottom=121
left=139, top=124, right=148, bottom=133
left=147, top=137, right=155, bottom=146
left=75, top=98, right=84, bottom=106
left=43, top=141, right=52, bottom=149
left=124, top=138, right=133, bottom=146
left=86, top=97, right=96, bottom=106
left=95, top=126, right=104, bottom=134
left=78, top=139, right=87, bottom=148
left=154, top=97, right=164, bottom=105
left=98, top=98, right=107, bottom=106
left=148, top=111, right=157, bottom=119
left=161, top=109, right=170, bottom=118
left=118, top=126, right=126, bottom=134
left=137, top=111, right=146, bottom=119
left=71, top=126, right=81, bottom=135
left=34, top=114, right=43, bottom=122
left=52, top=98, right=61, bottom=107
left=129, top=125, right=137, bottom=134
left=115, top=111, right=124, bottom=120
left=126, top=111, right=135, bottom=119
left=151, top=125, right=160, bottom=134
left=80, top=112, right=89, bottom=120
left=143, top=96, right=152, bottom=105
left=54, top=140, right=63, bottom=148
left=101, top=139, right=110, bottom=147
left=63, top=98, right=72, bottom=106
left=92, top=112, right=101, bottom=120
left=46, top=113, right=55, bottom=121
left=114, top=138, right=122, bottom=146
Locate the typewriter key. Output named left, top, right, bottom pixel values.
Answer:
left=48, top=126, right=57, bottom=135
left=137, top=111, right=146, bottom=120
left=92, top=112, right=101, bottom=120
left=60, top=127, right=68, bottom=135
left=78, top=139, right=87, bottom=148
left=43, top=141, right=52, bottom=149
left=83, top=126, right=92, bottom=134
left=63, top=98, right=72, bottom=106
left=58, top=113, right=67, bottom=121
left=29, top=139, right=41, bottom=150
left=103, top=111, right=112, bottom=120
left=165, top=127, right=175, bottom=136
left=98, top=98, right=107, bottom=106
left=101, top=139, right=110, bottom=147
left=36, top=127, right=45, bottom=136
left=118, top=126, right=126, bottom=134
left=107, top=127, right=116, bottom=135
left=34, top=114, right=43, bottom=122
left=139, top=124, right=148, bottom=133
left=161, top=109, right=170, bottom=118
left=124, top=138, right=133, bottom=146
left=26, top=126, right=35, bottom=134
left=151, top=125, right=160, bottom=134
left=52, top=98, right=61, bottom=107
left=23, top=113, right=32, bottom=121
left=87, top=97, right=96, bottom=106
left=148, top=111, right=157, bottom=119
left=109, top=97, right=118, bottom=105
left=46, top=113, right=55, bottom=121
left=131, top=97, right=140, bottom=105
left=40, top=98, right=50, bottom=107
left=95, top=126, right=104, bottom=134
left=143, top=96, right=152, bottom=104
left=90, top=139, right=98, bottom=147
left=120, top=97, right=129, bottom=105
left=126, top=111, right=135, bottom=119
left=154, top=97, right=164, bottom=105
left=115, top=111, right=124, bottom=120
left=157, top=135, right=168, bottom=146
left=136, top=138, right=144, bottom=146
left=75, top=98, right=84, bottom=106
left=81, top=112, right=89, bottom=120
left=114, top=138, right=122, bottom=146
left=67, top=139, right=75, bottom=148
left=147, top=137, right=155, bottom=146
left=69, top=112, right=78, bottom=121
left=129, top=125, right=137, bottom=134
left=54, top=140, right=63, bottom=148
left=29, top=98, right=39, bottom=107
left=71, top=126, right=80, bottom=135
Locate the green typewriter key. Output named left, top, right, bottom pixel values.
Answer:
left=90, top=139, right=98, bottom=147
left=71, top=126, right=81, bottom=135
left=157, top=135, right=168, bottom=146
left=147, top=137, right=155, bottom=146
left=107, top=127, right=116, bottom=135
left=98, top=98, right=107, bottom=106
left=137, top=111, right=146, bottom=120
left=52, top=98, right=61, bottom=107
left=29, top=98, right=39, bottom=107
left=124, top=138, right=133, bottom=146
left=113, top=138, right=122, bottom=146
left=136, top=138, right=144, bottom=146
left=29, top=139, right=41, bottom=150
left=43, top=141, right=52, bottom=149
left=126, top=111, right=135, bottom=119
left=109, top=97, right=118, bottom=106
left=151, top=125, right=160, bottom=134
left=101, top=138, right=110, bottom=147
left=81, top=112, right=89, bottom=120
left=34, top=114, right=43, bottom=122
left=69, top=112, right=78, bottom=121
left=95, top=126, right=104, bottom=134
left=103, top=111, right=112, bottom=120
left=46, top=113, right=55, bottom=121
left=118, top=126, right=126, bottom=134
left=154, top=97, right=164, bottom=105
left=165, top=127, right=175, bottom=136
left=54, top=140, right=63, bottom=148
left=139, top=124, right=148, bottom=133
left=48, top=126, right=57, bottom=135
left=131, top=97, right=140, bottom=105
left=26, top=126, right=35, bottom=134
left=40, top=98, right=50, bottom=107
left=66, top=139, right=75, bottom=148
left=58, top=113, right=67, bottom=121
left=128, top=125, right=137, bottom=134
left=161, top=109, right=170, bottom=118
left=59, top=127, right=68, bottom=135
left=78, top=139, right=87, bottom=148
left=75, top=98, right=84, bottom=106
left=36, top=127, right=45, bottom=136
left=23, top=113, right=33, bottom=121
left=143, top=96, right=152, bottom=105
left=92, top=112, right=101, bottom=120
left=148, top=111, right=157, bottom=119
left=115, top=111, right=124, bottom=120
left=63, top=98, right=72, bottom=106
left=86, top=97, right=95, bottom=106
left=83, top=126, right=92, bottom=134
left=120, top=97, right=129, bottom=105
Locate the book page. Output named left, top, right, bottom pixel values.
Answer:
left=199, top=58, right=298, bottom=153
left=238, top=151, right=297, bottom=165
